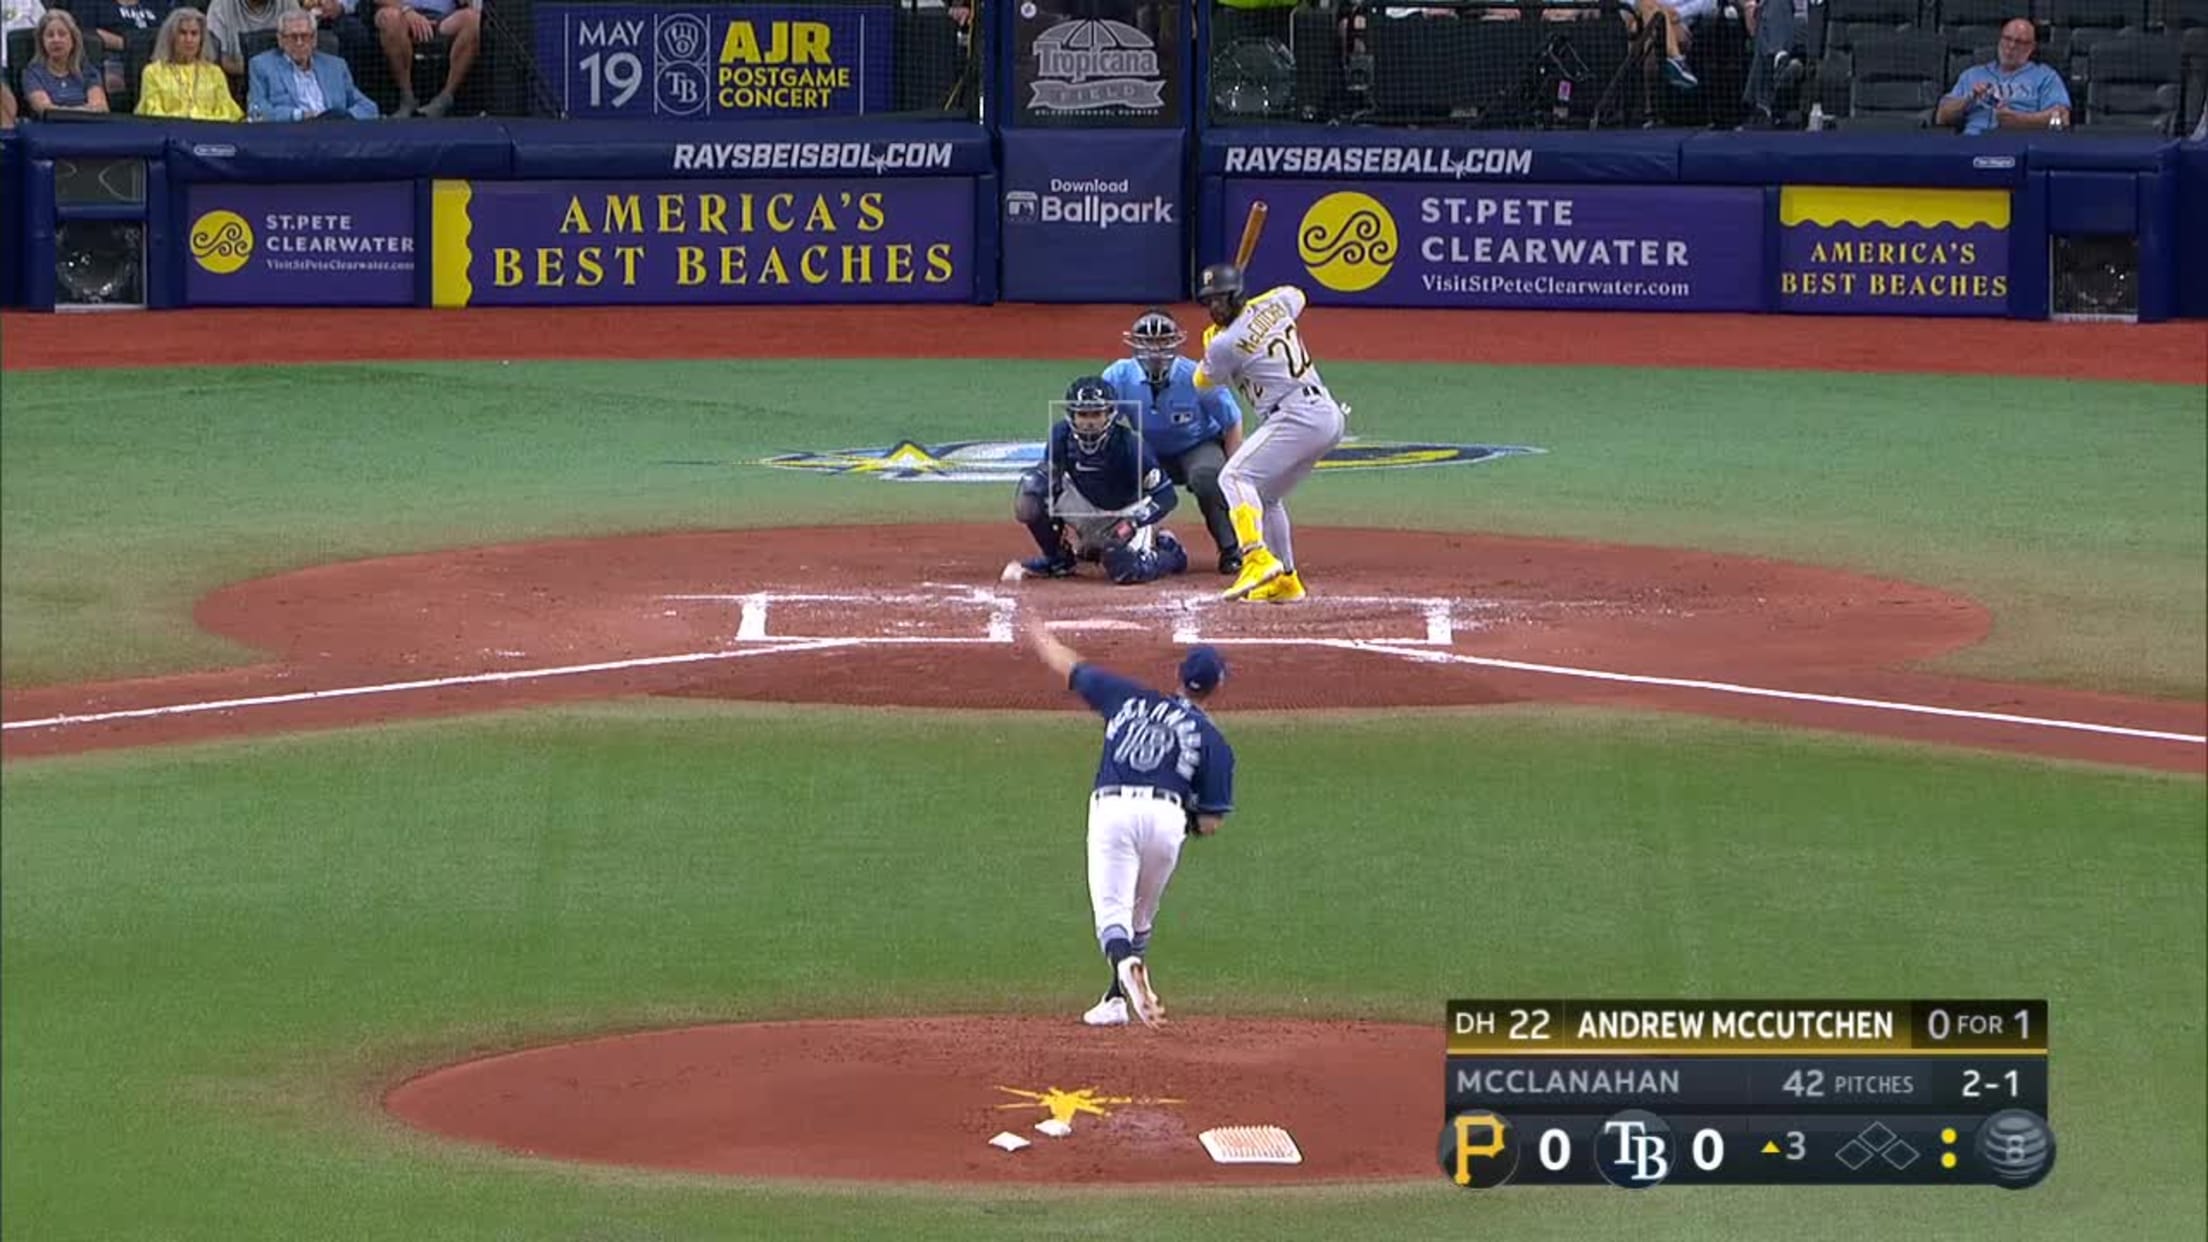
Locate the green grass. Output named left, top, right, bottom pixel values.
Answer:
left=2, top=360, right=2201, bottom=695
left=3, top=702, right=2202, bottom=1241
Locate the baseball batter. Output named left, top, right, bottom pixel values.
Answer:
left=1191, top=262, right=1349, bottom=604
left=1014, top=376, right=1192, bottom=585
left=1101, top=309, right=1247, bottom=576
left=1020, top=618, right=1236, bottom=1029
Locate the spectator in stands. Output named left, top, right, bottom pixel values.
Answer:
left=204, top=0, right=283, bottom=75
left=83, top=0, right=171, bottom=98
left=372, top=0, right=479, bottom=118
left=1739, top=0, right=1806, bottom=125
left=1936, top=18, right=2069, bottom=133
left=136, top=6, right=241, bottom=118
left=1, top=78, right=17, bottom=126
left=248, top=7, right=375, bottom=119
left=1635, top=0, right=1712, bottom=89
left=22, top=10, right=110, bottom=116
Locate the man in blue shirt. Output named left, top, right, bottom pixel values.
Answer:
left=1013, top=376, right=1190, bottom=586
left=1101, top=310, right=1248, bottom=576
left=1021, top=618, right=1236, bottom=1029
left=1937, top=18, right=2071, bottom=135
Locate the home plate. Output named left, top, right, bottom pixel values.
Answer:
left=1045, top=618, right=1146, bottom=632
left=1199, top=1126, right=1303, bottom=1165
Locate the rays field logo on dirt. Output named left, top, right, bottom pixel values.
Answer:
left=755, top=438, right=1544, bottom=482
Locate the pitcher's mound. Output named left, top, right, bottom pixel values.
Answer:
left=384, top=1016, right=1442, bottom=1184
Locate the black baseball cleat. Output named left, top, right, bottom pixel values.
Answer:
left=1216, top=550, right=1243, bottom=576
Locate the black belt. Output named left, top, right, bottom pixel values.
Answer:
left=1093, top=785, right=1187, bottom=809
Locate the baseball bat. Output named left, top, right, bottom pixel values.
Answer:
left=1234, top=201, right=1268, bottom=270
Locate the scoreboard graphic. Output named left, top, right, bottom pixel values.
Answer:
left=1439, top=1000, right=2053, bottom=1189
left=534, top=3, right=894, bottom=120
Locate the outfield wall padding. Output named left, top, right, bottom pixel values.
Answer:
left=4, top=118, right=2199, bottom=319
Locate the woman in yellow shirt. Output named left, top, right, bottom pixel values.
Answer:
left=136, top=6, right=241, bottom=119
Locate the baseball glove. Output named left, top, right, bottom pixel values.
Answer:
left=1068, top=514, right=1140, bottom=560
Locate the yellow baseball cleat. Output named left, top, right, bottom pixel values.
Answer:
left=1219, top=546, right=1285, bottom=600
left=1242, top=571, right=1305, bottom=604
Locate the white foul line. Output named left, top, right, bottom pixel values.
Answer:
left=5, top=627, right=2198, bottom=751
left=0, top=639, right=861, bottom=732
left=1339, top=641, right=2207, bottom=746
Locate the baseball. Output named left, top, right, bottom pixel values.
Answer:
left=1001, top=561, right=1025, bottom=583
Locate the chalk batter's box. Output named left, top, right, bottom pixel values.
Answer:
left=1439, top=999, right=2054, bottom=1189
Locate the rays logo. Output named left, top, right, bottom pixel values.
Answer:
left=755, top=438, right=1544, bottom=482
left=1028, top=19, right=1165, bottom=113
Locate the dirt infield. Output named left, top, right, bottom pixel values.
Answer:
left=3, top=525, right=2200, bottom=769
left=383, top=1016, right=1439, bottom=1185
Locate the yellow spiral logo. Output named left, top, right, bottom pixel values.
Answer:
left=190, top=211, right=255, bottom=275
left=1296, top=192, right=1397, bottom=293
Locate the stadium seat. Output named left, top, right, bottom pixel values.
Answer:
left=1823, top=0, right=1922, bottom=52
left=1815, top=45, right=1855, bottom=113
left=6, top=28, right=33, bottom=92
left=1846, top=28, right=1946, bottom=120
left=2044, top=0, right=2149, bottom=29
left=1937, top=0, right=2010, bottom=62
left=1366, top=14, right=1489, bottom=121
left=1946, top=40, right=1998, bottom=79
left=2080, top=30, right=2184, bottom=126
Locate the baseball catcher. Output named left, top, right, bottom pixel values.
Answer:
left=1014, top=376, right=1192, bottom=585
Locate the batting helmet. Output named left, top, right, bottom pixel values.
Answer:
left=1195, top=263, right=1248, bottom=325
left=1064, top=375, right=1118, bottom=453
left=1124, top=308, right=1187, bottom=386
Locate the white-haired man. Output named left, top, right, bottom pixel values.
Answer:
left=247, top=8, right=376, bottom=119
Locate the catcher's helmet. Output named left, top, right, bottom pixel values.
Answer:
left=1064, top=375, right=1118, bottom=452
left=1195, top=263, right=1248, bottom=324
left=1124, top=309, right=1186, bottom=386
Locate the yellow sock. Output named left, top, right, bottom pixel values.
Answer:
left=1230, top=504, right=1265, bottom=551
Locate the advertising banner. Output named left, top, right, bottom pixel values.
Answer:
left=1000, top=128, right=1182, bottom=302
left=533, top=3, right=894, bottom=120
left=1010, top=0, right=1180, bottom=128
left=430, top=177, right=974, bottom=306
left=1778, top=186, right=2010, bottom=316
left=184, top=182, right=415, bottom=307
left=1223, top=181, right=1763, bottom=311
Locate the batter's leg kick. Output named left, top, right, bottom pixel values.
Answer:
left=1086, top=793, right=1185, bottom=1027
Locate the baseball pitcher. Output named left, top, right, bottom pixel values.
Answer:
left=1192, top=262, right=1349, bottom=605
left=1013, top=376, right=1192, bottom=586
left=1020, top=618, right=1237, bottom=1029
left=1101, top=309, right=1247, bottom=576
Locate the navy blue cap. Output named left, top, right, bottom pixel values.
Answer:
left=1179, top=645, right=1227, bottom=694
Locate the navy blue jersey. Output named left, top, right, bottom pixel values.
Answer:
left=1048, top=418, right=1179, bottom=520
left=1069, top=665, right=1235, bottom=815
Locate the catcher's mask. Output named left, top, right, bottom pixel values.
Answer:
left=1064, top=375, right=1117, bottom=453
left=1195, top=263, right=1248, bottom=327
left=1124, top=309, right=1186, bottom=386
